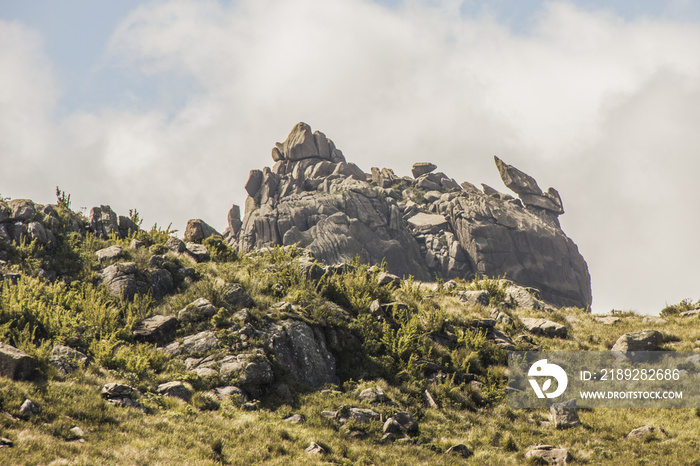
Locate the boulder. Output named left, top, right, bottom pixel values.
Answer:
left=118, top=215, right=139, bottom=238
left=184, top=219, right=220, bottom=244
left=149, top=268, right=174, bottom=299
left=178, top=298, right=218, bottom=322
left=221, top=283, right=254, bottom=309
left=265, top=320, right=338, bottom=388
left=19, top=399, right=38, bottom=417
left=305, top=442, right=326, bottom=455
left=627, top=425, right=665, bottom=440
left=406, top=213, right=449, bottom=234
left=359, top=387, right=390, bottom=404
left=165, top=237, right=186, bottom=253
left=220, top=353, right=274, bottom=387
left=0, top=342, right=34, bottom=380
left=550, top=399, right=580, bottom=428
left=280, top=122, right=319, bottom=161
left=521, top=317, right=568, bottom=338
left=96, top=245, right=122, bottom=262
left=157, top=381, right=192, bottom=402
left=49, top=345, right=88, bottom=374
left=26, top=221, right=56, bottom=248
left=215, top=386, right=247, bottom=401
left=412, top=162, right=437, bottom=178
left=101, top=382, right=142, bottom=408
left=494, top=156, right=542, bottom=196
left=181, top=330, right=219, bottom=355
left=342, top=407, right=380, bottom=424
left=611, top=330, right=663, bottom=352
left=386, top=411, right=419, bottom=435
left=100, top=262, right=148, bottom=301
left=8, top=199, right=36, bottom=221
left=89, top=205, right=120, bottom=239
left=184, top=242, right=210, bottom=262
left=133, top=315, right=178, bottom=343
left=526, top=445, right=570, bottom=465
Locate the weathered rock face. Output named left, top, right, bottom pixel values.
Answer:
left=226, top=123, right=592, bottom=308
left=264, top=319, right=339, bottom=388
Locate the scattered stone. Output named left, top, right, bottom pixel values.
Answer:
left=359, top=387, right=390, bottom=404
left=627, top=425, right=666, bottom=440
left=0, top=342, right=34, bottom=380
left=284, top=414, right=305, bottom=424
left=550, top=399, right=580, bottom=428
left=181, top=330, right=219, bottom=355
left=526, top=445, right=570, bottom=465
left=69, top=426, right=85, bottom=440
left=178, top=298, right=218, bottom=322
left=305, top=442, right=326, bottom=455
left=383, top=418, right=403, bottom=435
left=679, top=309, right=700, bottom=317
left=521, top=317, right=568, bottom=339
left=133, top=315, right=178, bottom=343
left=19, top=399, right=38, bottom=417
left=0, top=437, right=13, bottom=448
left=642, top=316, right=667, bottom=324
left=446, top=444, right=472, bottom=458
left=321, top=410, right=338, bottom=419
left=157, top=381, right=192, bottom=402
left=611, top=330, right=663, bottom=352
left=49, top=345, right=88, bottom=374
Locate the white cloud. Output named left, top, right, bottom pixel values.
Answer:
left=1, top=1, right=700, bottom=313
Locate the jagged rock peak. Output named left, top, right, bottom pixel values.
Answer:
left=494, top=156, right=564, bottom=216
left=271, top=122, right=346, bottom=164
left=226, top=123, right=592, bottom=309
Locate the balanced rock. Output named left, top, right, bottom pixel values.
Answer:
left=184, top=219, right=220, bottom=244
left=411, top=162, right=437, bottom=178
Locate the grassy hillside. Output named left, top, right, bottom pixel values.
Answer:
left=0, top=201, right=699, bottom=465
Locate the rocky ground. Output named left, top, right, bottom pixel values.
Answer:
left=0, top=124, right=698, bottom=464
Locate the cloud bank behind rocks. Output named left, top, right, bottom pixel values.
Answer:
left=1, top=1, right=699, bottom=313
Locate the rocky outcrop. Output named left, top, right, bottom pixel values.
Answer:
left=265, top=319, right=338, bottom=388
left=224, top=123, right=591, bottom=308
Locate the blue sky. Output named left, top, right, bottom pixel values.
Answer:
left=1, top=0, right=700, bottom=314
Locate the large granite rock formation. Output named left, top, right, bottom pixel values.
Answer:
left=224, top=123, right=591, bottom=308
